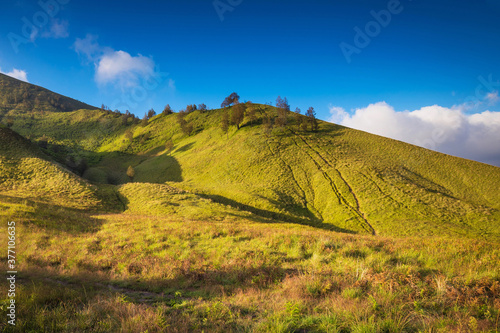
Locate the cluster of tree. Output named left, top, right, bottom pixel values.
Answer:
left=220, top=95, right=248, bottom=134
left=219, top=93, right=319, bottom=134
left=140, top=108, right=157, bottom=126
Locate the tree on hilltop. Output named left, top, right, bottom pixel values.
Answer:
left=198, top=103, right=207, bottom=112
left=147, top=108, right=156, bottom=119
left=275, top=96, right=290, bottom=128
left=186, top=104, right=197, bottom=113
left=306, top=107, right=319, bottom=132
left=221, top=92, right=240, bottom=108
left=162, top=104, right=173, bottom=115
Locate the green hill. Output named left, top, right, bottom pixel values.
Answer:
left=0, top=126, right=121, bottom=234
left=77, top=106, right=499, bottom=240
left=3, top=96, right=499, bottom=239
left=1, top=80, right=500, bottom=332
left=0, top=73, right=96, bottom=127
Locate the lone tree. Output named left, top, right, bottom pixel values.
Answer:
left=221, top=92, right=240, bottom=108
left=147, top=108, right=156, bottom=119
left=162, top=104, right=173, bottom=115
left=306, top=107, right=319, bottom=132
left=140, top=114, right=148, bottom=127
left=231, top=102, right=246, bottom=130
left=198, top=103, right=207, bottom=112
left=275, top=96, right=290, bottom=111
left=275, top=96, right=290, bottom=128
left=126, top=165, right=135, bottom=182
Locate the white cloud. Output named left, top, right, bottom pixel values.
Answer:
left=73, top=35, right=156, bottom=88
left=486, top=91, right=499, bottom=105
left=329, top=102, right=500, bottom=167
left=95, top=51, right=155, bottom=87
left=0, top=68, right=29, bottom=82
left=42, top=19, right=69, bottom=39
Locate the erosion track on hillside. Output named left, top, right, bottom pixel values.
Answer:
left=264, top=137, right=324, bottom=221
left=314, top=137, right=406, bottom=209
left=289, top=130, right=376, bottom=235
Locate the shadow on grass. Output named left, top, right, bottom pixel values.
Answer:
left=83, top=150, right=183, bottom=185
left=197, top=192, right=357, bottom=234
left=19, top=262, right=299, bottom=305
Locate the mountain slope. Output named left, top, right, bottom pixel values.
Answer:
left=0, top=74, right=498, bottom=239
left=0, top=73, right=96, bottom=117
left=0, top=126, right=113, bottom=211
left=84, top=106, right=500, bottom=239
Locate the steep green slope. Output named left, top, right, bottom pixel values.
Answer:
left=0, top=73, right=95, bottom=115
left=1, top=72, right=498, bottom=239
left=81, top=106, right=500, bottom=239
left=0, top=126, right=115, bottom=211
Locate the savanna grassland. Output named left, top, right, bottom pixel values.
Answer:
left=1, top=74, right=500, bottom=332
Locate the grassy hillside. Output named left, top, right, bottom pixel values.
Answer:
left=75, top=105, right=500, bottom=240
left=0, top=73, right=95, bottom=117
left=4, top=101, right=498, bottom=239
left=0, top=126, right=120, bottom=234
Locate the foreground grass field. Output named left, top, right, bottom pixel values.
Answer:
left=1, top=183, right=499, bottom=332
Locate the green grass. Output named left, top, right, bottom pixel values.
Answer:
left=1, top=208, right=499, bottom=332
left=81, top=105, right=500, bottom=240
left=1, top=81, right=500, bottom=331
left=3, top=102, right=500, bottom=239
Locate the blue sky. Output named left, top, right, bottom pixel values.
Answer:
left=1, top=0, right=500, bottom=165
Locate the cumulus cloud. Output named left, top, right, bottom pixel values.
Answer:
left=0, top=68, right=29, bottom=82
left=73, top=34, right=156, bottom=88
left=95, top=51, right=155, bottom=87
left=329, top=102, right=500, bottom=167
left=41, top=19, right=69, bottom=39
